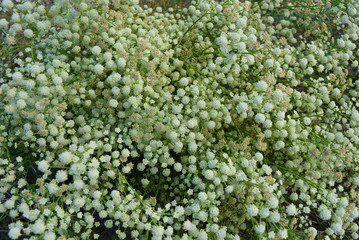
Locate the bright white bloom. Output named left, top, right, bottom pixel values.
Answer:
left=270, top=211, right=281, bottom=223
left=286, top=204, right=297, bottom=216
left=24, top=29, right=34, bottom=38
left=174, top=162, right=182, bottom=172
left=353, top=177, right=359, bottom=186
left=91, top=46, right=101, bottom=56
left=38, top=160, right=49, bottom=173
left=253, top=95, right=263, bottom=105
left=43, top=232, right=56, bottom=240
left=256, top=81, right=268, bottom=91
left=273, top=89, right=283, bottom=100
left=216, top=34, right=228, bottom=47
left=198, top=230, right=208, bottom=240
left=259, top=208, right=270, bottom=218
left=236, top=17, right=247, bottom=28
left=59, top=151, right=73, bottom=164
left=319, top=206, right=332, bottom=220
left=117, top=58, right=126, bottom=69
left=94, top=64, right=104, bottom=74
left=204, top=169, right=214, bottom=180
left=179, top=78, right=189, bottom=86
left=210, top=206, right=219, bottom=217
left=267, top=196, right=279, bottom=208
left=187, top=118, right=198, bottom=128
left=277, top=229, right=288, bottom=239
left=47, top=182, right=58, bottom=194
left=73, top=179, right=85, bottom=190
left=31, top=219, right=46, bottom=234
left=73, top=197, right=85, bottom=208
left=247, top=204, right=259, bottom=216
left=236, top=102, right=248, bottom=112
left=255, top=113, right=266, bottom=123
left=8, top=227, right=21, bottom=239
left=121, top=148, right=130, bottom=158
left=254, top=223, right=266, bottom=234
left=56, top=170, right=68, bottom=182
left=2, top=0, right=14, bottom=10
left=109, top=99, right=118, bottom=108
left=198, top=192, right=207, bottom=202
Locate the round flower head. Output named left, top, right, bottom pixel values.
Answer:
left=286, top=204, right=297, bottom=216
left=254, top=223, right=265, bottom=234
left=236, top=102, right=248, bottom=112
left=91, top=46, right=101, bottom=56
left=236, top=17, right=247, bottom=28
left=59, top=151, right=73, bottom=164
left=255, top=113, right=266, bottom=123
left=256, top=80, right=268, bottom=91
left=267, top=196, right=279, bottom=208
left=8, top=227, right=21, bottom=239
left=247, top=204, right=259, bottom=216
left=2, top=0, right=14, bottom=10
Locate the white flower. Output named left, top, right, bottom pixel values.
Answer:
left=31, top=219, right=46, bottom=234
left=319, top=206, right=331, bottom=220
left=16, top=99, right=26, bottom=109
left=59, top=151, right=73, bottom=164
left=273, top=89, right=283, bottom=100
left=47, top=182, right=58, bottom=194
left=265, top=59, right=274, bottom=68
left=38, top=160, right=49, bottom=173
left=267, top=196, right=279, bottom=208
left=56, top=170, right=68, bottom=182
left=254, top=223, right=265, bottom=234
left=174, top=163, right=182, bottom=172
left=277, top=229, right=288, bottom=239
left=117, top=58, right=126, bottom=69
left=198, top=230, right=208, bottom=240
left=236, top=102, right=248, bottom=112
left=259, top=208, right=270, bottom=218
left=270, top=211, right=281, bottom=222
left=88, top=169, right=99, bottom=181
left=91, top=46, right=101, bottom=56
left=198, top=192, right=207, bottom=202
left=255, top=113, right=266, bottom=123
left=207, top=121, right=215, bottom=129
left=247, top=204, right=259, bottom=216
left=351, top=111, right=359, bottom=122
left=24, top=29, right=34, bottom=38
left=286, top=204, right=297, bottom=216
left=225, top=185, right=233, bottom=193
left=121, top=148, right=130, bottom=158
left=8, top=227, right=21, bottom=239
left=187, top=118, right=198, bottom=128
left=73, top=197, right=85, bottom=208
left=0, top=19, right=8, bottom=30
left=236, top=17, right=247, bottom=28
left=1, top=0, right=14, bottom=10
left=248, top=34, right=257, bottom=45
left=73, top=179, right=85, bottom=190
left=216, top=34, right=228, bottom=47
left=43, top=232, right=56, bottom=240
left=94, top=64, right=104, bottom=74
left=303, top=117, right=311, bottom=125
left=179, top=78, right=189, bottom=86
left=253, top=95, right=263, bottom=105
left=109, top=99, right=118, bottom=108
left=256, top=81, right=268, bottom=92
left=210, top=206, right=219, bottom=217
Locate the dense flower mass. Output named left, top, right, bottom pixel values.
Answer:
left=1, top=0, right=359, bottom=239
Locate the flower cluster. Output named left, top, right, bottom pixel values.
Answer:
left=1, top=0, right=359, bottom=239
